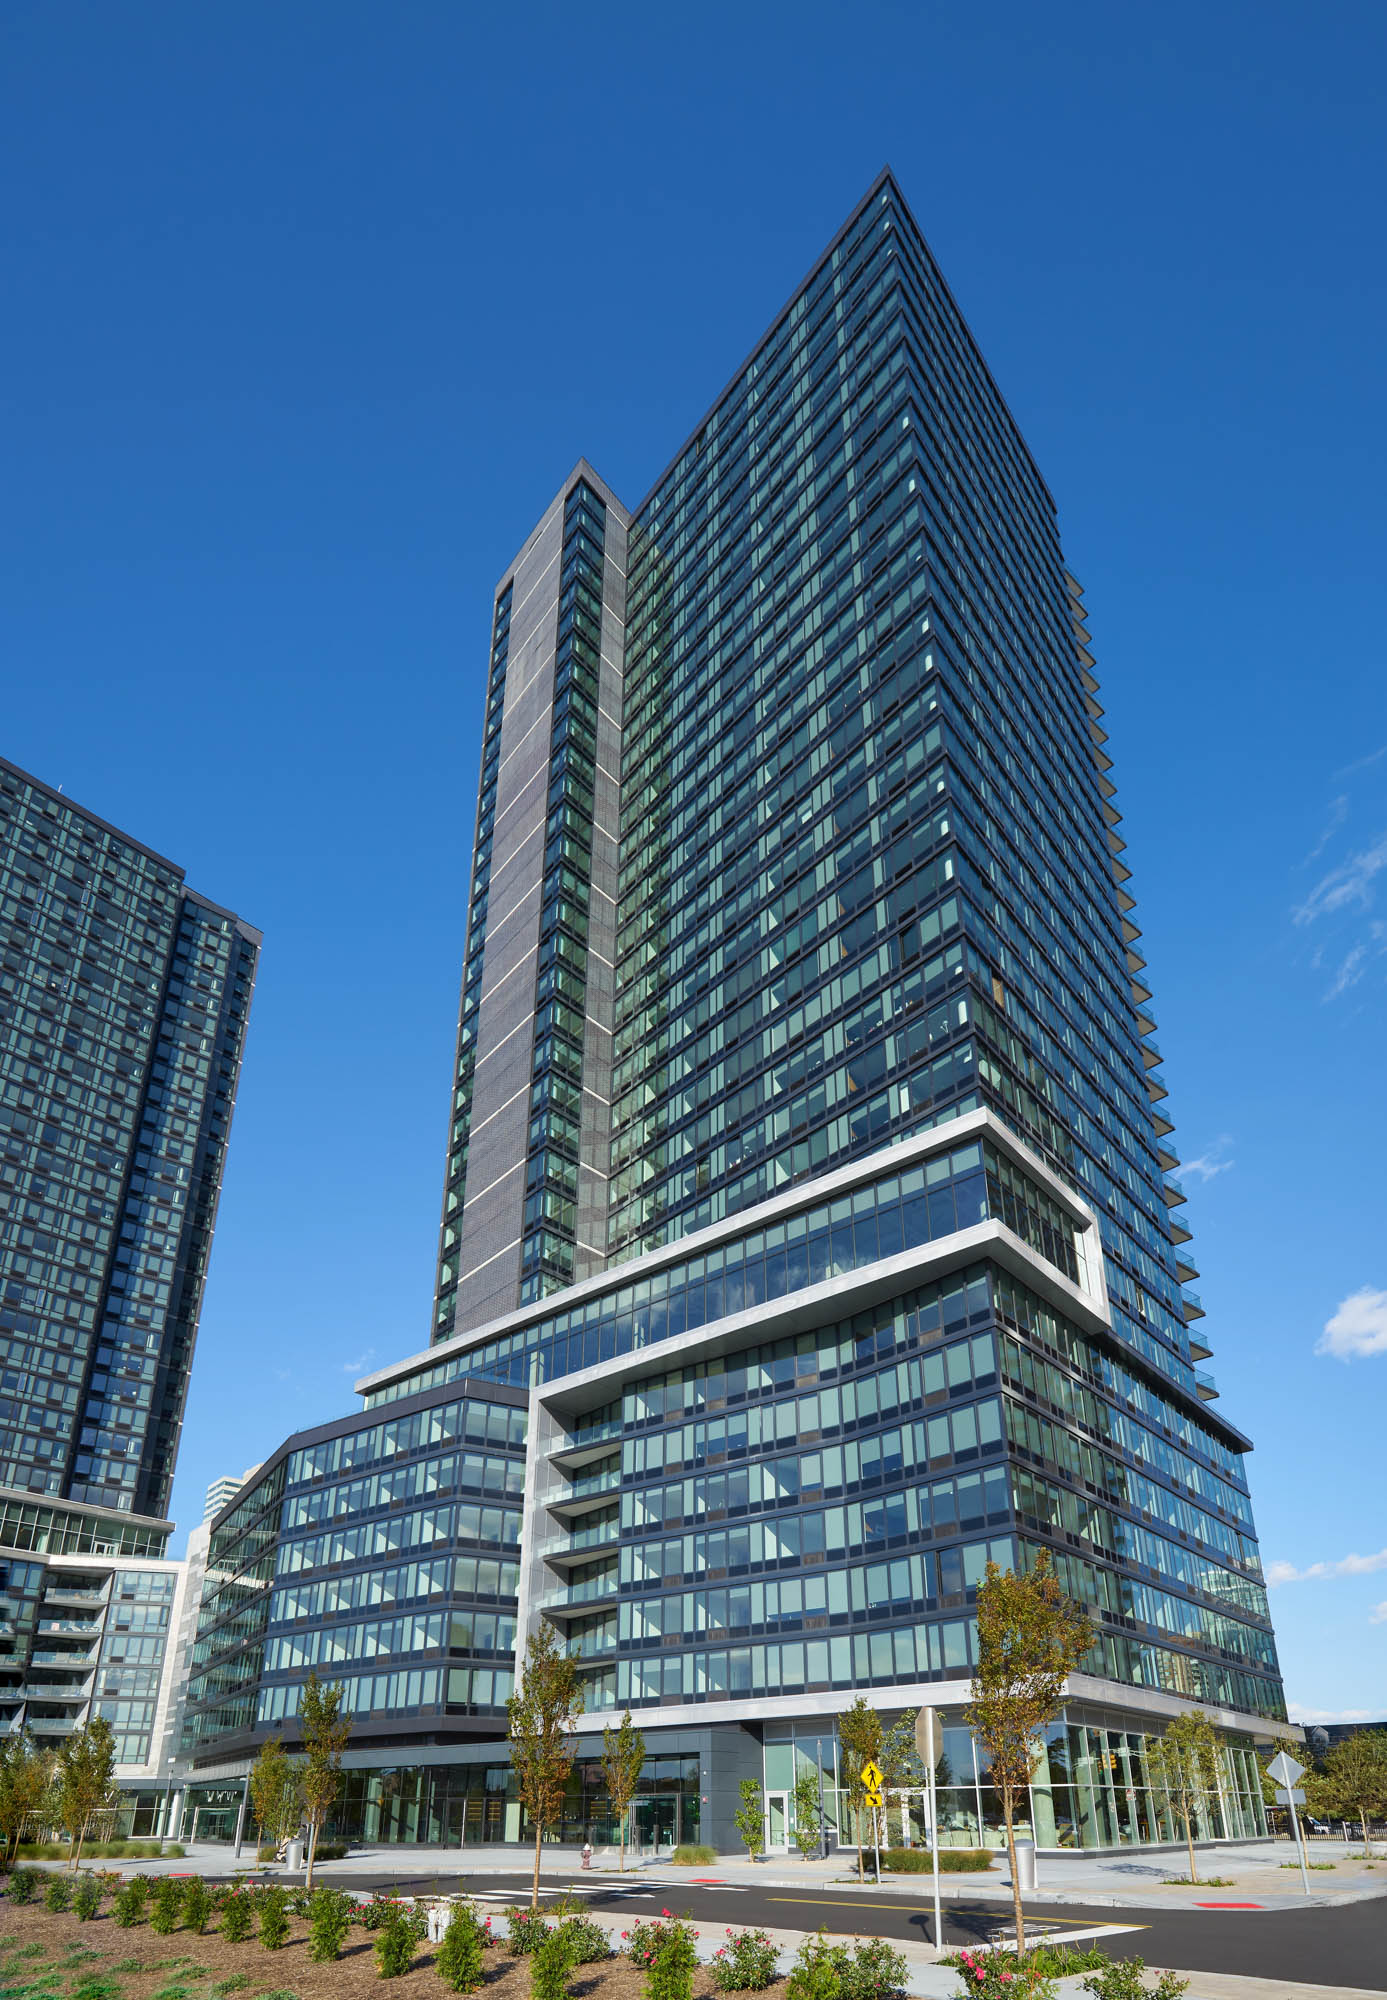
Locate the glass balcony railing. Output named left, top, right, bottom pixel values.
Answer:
left=1195, top=1369, right=1219, bottom=1401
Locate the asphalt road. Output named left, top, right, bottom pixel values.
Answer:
left=288, top=1870, right=1387, bottom=1990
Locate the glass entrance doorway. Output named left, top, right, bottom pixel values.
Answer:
left=764, top=1790, right=790, bottom=1851
left=634, top=1797, right=678, bottom=1856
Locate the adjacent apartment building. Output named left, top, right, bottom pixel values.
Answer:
left=0, top=756, right=258, bottom=1799
left=180, top=172, right=1293, bottom=1855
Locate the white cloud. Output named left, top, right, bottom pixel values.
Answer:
left=1266, top=1547, right=1387, bottom=1586
left=342, top=1346, right=377, bottom=1375
left=1182, top=1137, right=1235, bottom=1183
left=1304, top=794, right=1349, bottom=865
left=1287, top=1701, right=1380, bottom=1725
left=1317, top=1287, right=1387, bottom=1361
left=1369, top=1603, right=1387, bottom=1626
left=1324, top=943, right=1368, bottom=1000
left=1294, top=832, right=1387, bottom=926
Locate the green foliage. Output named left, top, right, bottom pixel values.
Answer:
left=162, top=1845, right=186, bottom=1859
left=949, top=1949, right=1057, bottom=2000
left=733, top=1778, right=764, bottom=1860
left=358, top=1895, right=408, bottom=1931
left=1083, top=1958, right=1190, bottom=2000
left=298, top=1670, right=353, bottom=1887
left=209, top=1977, right=255, bottom=1997
left=946, top=1945, right=1112, bottom=1982
left=712, top=1925, right=780, bottom=1990
left=113, top=1876, right=150, bottom=1926
left=669, top=1844, right=717, bottom=1865
left=6, top=1864, right=39, bottom=1902
left=969, top=1552, right=1093, bottom=1950
left=149, top=1876, right=184, bottom=1934
left=66, top=1976, right=124, bottom=2000
left=507, top=1621, right=583, bottom=1907
left=72, top=1874, right=103, bottom=1920
left=883, top=1846, right=994, bottom=1871
left=505, top=1905, right=552, bottom=1955
left=307, top=1885, right=354, bottom=1962
left=0, top=1733, right=54, bottom=1871
left=786, top=1929, right=908, bottom=2000
left=181, top=1876, right=212, bottom=1935
left=532, top=1928, right=579, bottom=2000
left=258, top=1886, right=291, bottom=1949
left=1146, top=1711, right=1222, bottom=1885
left=248, top=1738, right=304, bottom=1858
left=220, top=1889, right=254, bottom=1941
left=374, top=1907, right=425, bottom=1977
left=555, top=1914, right=612, bottom=1963
left=43, top=1874, right=73, bottom=1911
left=602, top=1710, right=647, bottom=1870
left=644, top=1913, right=700, bottom=2000
left=53, top=1718, right=121, bottom=1868
left=1303, top=1728, right=1387, bottom=1852
left=437, top=1902, right=490, bottom=1992
left=793, top=1773, right=821, bottom=1860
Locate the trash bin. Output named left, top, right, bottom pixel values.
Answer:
left=285, top=1837, right=304, bottom=1872
left=1013, top=1838, right=1037, bottom=1894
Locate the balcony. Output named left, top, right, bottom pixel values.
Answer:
left=541, top=1523, right=621, bottom=1567
left=1175, top=1256, right=1199, bottom=1285
left=28, top=1649, right=99, bottom=1668
left=41, top=1587, right=108, bottom=1608
left=1169, top=1215, right=1192, bottom=1245
left=1195, top=1370, right=1220, bottom=1402
left=1180, top=1289, right=1205, bottom=1321
left=1163, top=1179, right=1187, bottom=1208
left=1188, top=1333, right=1213, bottom=1362
left=36, top=1619, right=103, bottom=1639
left=1141, top=1041, right=1163, bottom=1071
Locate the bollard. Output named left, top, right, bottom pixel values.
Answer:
left=1013, top=1838, right=1037, bottom=1895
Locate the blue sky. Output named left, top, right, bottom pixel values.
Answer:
left=3, top=1, right=1384, bottom=1722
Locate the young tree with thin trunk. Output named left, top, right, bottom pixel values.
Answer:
left=507, top=1620, right=583, bottom=1908
left=837, top=1694, right=884, bottom=1883
left=299, top=1671, right=353, bottom=1888
left=793, top=1769, right=822, bottom=1859
left=881, top=1710, right=923, bottom=1849
left=1146, top=1709, right=1221, bottom=1885
left=54, top=1717, right=119, bottom=1871
left=1305, top=1729, right=1387, bottom=1856
left=0, top=1732, right=53, bottom=1871
left=248, top=1736, right=304, bottom=1857
left=733, top=1777, right=765, bottom=1859
left=967, top=1553, right=1093, bottom=1952
left=601, top=1709, right=646, bottom=1871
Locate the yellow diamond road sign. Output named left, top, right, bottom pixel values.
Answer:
left=860, top=1761, right=884, bottom=1790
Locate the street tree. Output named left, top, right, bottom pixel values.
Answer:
left=881, top=1710, right=923, bottom=1850
left=53, top=1717, right=119, bottom=1870
left=0, top=1732, right=53, bottom=1871
left=793, top=1769, right=822, bottom=1859
left=248, top=1736, right=304, bottom=1856
left=1305, top=1730, right=1387, bottom=1855
left=600, top=1710, right=646, bottom=1871
left=1147, top=1710, right=1222, bottom=1885
left=299, top=1671, right=353, bottom=1888
left=733, top=1776, right=765, bottom=1859
left=837, top=1694, right=885, bottom=1882
left=967, top=1553, right=1093, bottom=1951
left=507, top=1620, right=583, bottom=1908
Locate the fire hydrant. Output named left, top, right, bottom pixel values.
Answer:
left=581, top=1842, right=593, bottom=1870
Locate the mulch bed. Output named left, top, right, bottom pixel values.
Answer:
left=0, top=1904, right=781, bottom=2000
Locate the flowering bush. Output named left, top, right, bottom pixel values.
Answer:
left=1082, top=1960, right=1189, bottom=2000
left=557, top=1913, right=613, bottom=1964
left=950, top=1950, right=1056, bottom=2000
left=505, top=1905, right=553, bottom=1956
left=713, top=1926, right=780, bottom=1991
left=787, top=1929, right=909, bottom=2000
left=644, top=1911, right=700, bottom=2000
left=624, top=1913, right=698, bottom=1971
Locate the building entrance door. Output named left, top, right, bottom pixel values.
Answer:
left=634, top=1797, right=677, bottom=1857
left=764, top=1791, right=790, bottom=1852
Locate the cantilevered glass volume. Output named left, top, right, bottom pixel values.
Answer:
left=183, top=172, right=1293, bottom=1856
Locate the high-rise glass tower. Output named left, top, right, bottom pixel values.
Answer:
left=0, top=756, right=258, bottom=1765
left=183, top=173, right=1293, bottom=1855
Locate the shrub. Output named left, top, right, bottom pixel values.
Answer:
left=506, top=1905, right=552, bottom=1956
left=713, top=1925, right=780, bottom=1991
left=308, top=1886, right=354, bottom=1962
left=949, top=1950, right=1057, bottom=2000
left=375, top=1907, right=425, bottom=1977
left=787, top=1931, right=909, bottom=2000
left=259, top=1886, right=291, bottom=1949
left=150, top=1876, right=184, bottom=1934
left=645, top=1913, right=700, bottom=2000
left=44, top=1874, right=73, bottom=1912
left=1083, top=1961, right=1190, bottom=2000
left=180, top=1876, right=212, bottom=1935
left=358, top=1895, right=408, bottom=1932
left=532, top=1929, right=579, bottom=2000
left=883, top=1846, right=994, bottom=1872
left=669, top=1844, right=718, bottom=1866
left=113, top=1877, right=150, bottom=1926
left=73, top=1875, right=104, bottom=1921
left=7, top=1866, right=39, bottom=1903
left=557, top=1913, right=612, bottom=1964
left=625, top=1915, right=691, bottom=1970
left=220, top=1890, right=254, bottom=1942
left=257, top=1845, right=280, bottom=1862
left=437, top=1902, right=490, bottom=1993
left=162, top=1844, right=186, bottom=1859
left=209, top=1978, right=254, bottom=1997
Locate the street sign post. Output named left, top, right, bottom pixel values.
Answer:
left=916, top=1706, right=943, bottom=1949
left=859, top=1762, right=885, bottom=1882
left=1268, top=1752, right=1310, bottom=1894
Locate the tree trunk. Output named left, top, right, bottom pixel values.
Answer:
left=531, top=1825, right=542, bottom=1910
left=620, top=1810, right=626, bottom=1873
left=1184, top=1804, right=1197, bottom=1885
left=856, top=1803, right=864, bottom=1883
left=1361, top=1810, right=1372, bottom=1860
left=1004, top=1794, right=1024, bottom=1954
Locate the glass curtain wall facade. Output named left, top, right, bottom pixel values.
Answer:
left=185, top=172, right=1292, bottom=1852
left=0, top=755, right=258, bottom=1763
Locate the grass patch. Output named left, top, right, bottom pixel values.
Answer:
left=1160, top=1874, right=1235, bottom=1886
left=882, top=1845, right=994, bottom=1872
left=668, top=1844, right=718, bottom=1865
left=209, top=1979, right=254, bottom=1997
